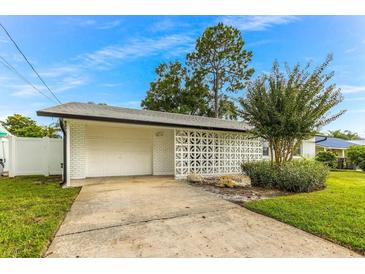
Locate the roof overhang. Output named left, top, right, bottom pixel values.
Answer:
left=315, top=144, right=349, bottom=150
left=37, top=102, right=251, bottom=133
left=38, top=111, right=246, bottom=132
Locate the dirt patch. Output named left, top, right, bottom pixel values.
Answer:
left=186, top=180, right=289, bottom=203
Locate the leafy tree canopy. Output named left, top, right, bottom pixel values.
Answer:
left=240, top=54, right=345, bottom=165
left=141, top=61, right=210, bottom=116
left=187, top=22, right=254, bottom=118
left=328, top=129, right=360, bottom=140
left=347, top=145, right=365, bottom=170
left=142, top=23, right=253, bottom=119
left=0, top=114, right=61, bottom=138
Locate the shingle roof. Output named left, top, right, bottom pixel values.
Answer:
left=37, top=102, right=251, bottom=132
left=315, top=136, right=359, bottom=149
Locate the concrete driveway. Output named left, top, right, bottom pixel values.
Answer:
left=45, top=176, right=359, bottom=258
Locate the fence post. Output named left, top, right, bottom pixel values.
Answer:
left=8, top=135, right=16, bottom=177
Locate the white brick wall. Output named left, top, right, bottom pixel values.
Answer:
left=152, top=128, right=174, bottom=175
left=68, top=120, right=86, bottom=179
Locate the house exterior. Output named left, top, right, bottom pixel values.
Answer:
left=315, top=136, right=359, bottom=158
left=37, top=102, right=316, bottom=187
left=262, top=138, right=316, bottom=160
left=37, top=102, right=263, bottom=186
left=351, top=139, right=365, bottom=146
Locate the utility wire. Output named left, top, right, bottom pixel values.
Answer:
left=0, top=23, right=62, bottom=104
left=0, top=55, right=57, bottom=103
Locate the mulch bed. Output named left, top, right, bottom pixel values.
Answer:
left=186, top=180, right=289, bottom=204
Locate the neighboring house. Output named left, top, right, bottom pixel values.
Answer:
left=351, top=139, right=365, bottom=146
left=262, top=138, right=316, bottom=160
left=37, top=102, right=265, bottom=187
left=0, top=124, right=11, bottom=174
left=315, top=136, right=359, bottom=158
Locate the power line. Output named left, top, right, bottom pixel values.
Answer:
left=0, top=23, right=62, bottom=104
left=0, top=55, right=58, bottom=103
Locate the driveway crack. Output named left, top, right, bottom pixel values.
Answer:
left=56, top=206, right=238, bottom=238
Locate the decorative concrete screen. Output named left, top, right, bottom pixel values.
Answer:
left=175, top=129, right=262, bottom=178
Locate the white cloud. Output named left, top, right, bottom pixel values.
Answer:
left=100, top=83, right=123, bottom=88
left=11, top=84, right=45, bottom=97
left=0, top=76, right=10, bottom=83
left=54, top=76, right=88, bottom=92
left=149, top=18, right=191, bottom=33
left=340, top=85, right=365, bottom=94
left=349, top=109, right=365, bottom=113
left=15, top=32, right=193, bottom=100
left=62, top=18, right=121, bottom=30
left=11, top=30, right=195, bottom=100
left=345, top=47, right=357, bottom=54
left=220, top=16, right=298, bottom=31
left=81, top=33, right=194, bottom=67
left=96, top=20, right=122, bottom=30
left=40, top=66, right=80, bottom=78
left=344, top=96, right=365, bottom=102
left=120, top=100, right=141, bottom=108
left=0, top=109, right=34, bottom=121
left=78, top=19, right=97, bottom=27
left=10, top=76, right=88, bottom=97
left=0, top=35, right=10, bottom=44
left=246, top=39, right=274, bottom=48
left=150, top=18, right=177, bottom=32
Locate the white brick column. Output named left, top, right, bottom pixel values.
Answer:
left=68, top=120, right=87, bottom=180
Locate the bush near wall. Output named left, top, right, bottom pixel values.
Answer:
left=241, top=160, right=329, bottom=193
left=315, top=151, right=338, bottom=168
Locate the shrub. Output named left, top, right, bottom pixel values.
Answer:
left=315, top=151, right=338, bottom=168
left=241, top=160, right=329, bottom=193
left=277, top=160, right=328, bottom=192
left=241, top=161, right=278, bottom=188
left=347, top=145, right=365, bottom=171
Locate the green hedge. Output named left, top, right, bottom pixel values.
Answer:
left=347, top=145, right=365, bottom=171
left=241, top=160, right=329, bottom=192
left=315, top=151, right=337, bottom=168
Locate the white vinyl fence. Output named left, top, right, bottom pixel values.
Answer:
left=8, top=136, right=63, bottom=177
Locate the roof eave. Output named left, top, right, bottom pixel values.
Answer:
left=316, top=145, right=349, bottom=150
left=36, top=110, right=249, bottom=133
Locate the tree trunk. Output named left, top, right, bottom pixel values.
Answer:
left=214, top=90, right=219, bottom=117
left=213, top=74, right=219, bottom=118
left=269, top=140, right=274, bottom=165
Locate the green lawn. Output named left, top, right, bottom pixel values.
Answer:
left=245, top=171, right=365, bottom=254
left=0, top=176, right=80, bottom=258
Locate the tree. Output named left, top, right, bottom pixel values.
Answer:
left=0, top=114, right=60, bottom=138
left=44, top=122, right=61, bottom=138
left=187, top=22, right=254, bottom=118
left=141, top=61, right=210, bottom=116
left=328, top=129, right=360, bottom=140
left=315, top=151, right=337, bottom=168
left=240, top=55, right=345, bottom=165
left=347, top=145, right=365, bottom=170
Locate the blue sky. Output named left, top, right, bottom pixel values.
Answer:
left=0, top=16, right=364, bottom=136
